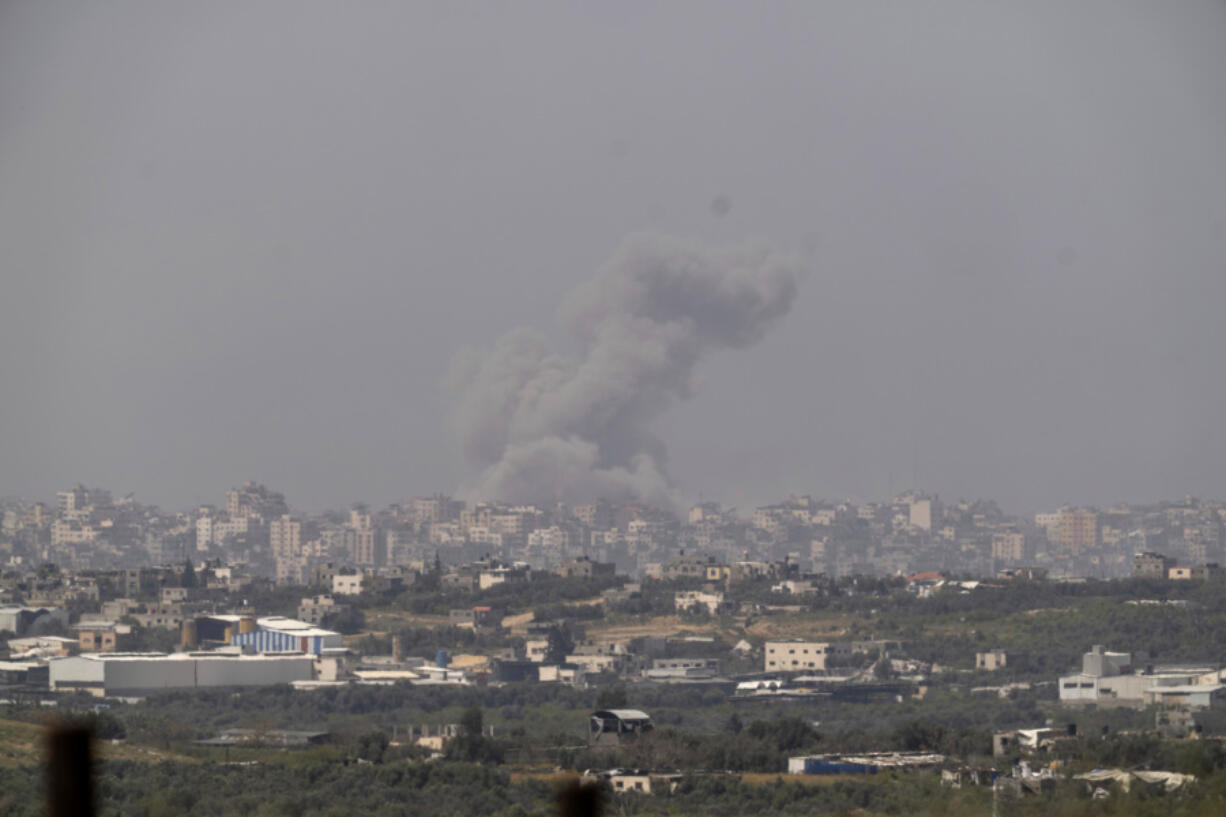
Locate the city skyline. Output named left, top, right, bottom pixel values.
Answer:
left=8, top=478, right=1225, bottom=586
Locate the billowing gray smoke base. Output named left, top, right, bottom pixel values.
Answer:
left=448, top=234, right=800, bottom=506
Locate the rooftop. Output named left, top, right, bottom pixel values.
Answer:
left=56, top=652, right=313, bottom=663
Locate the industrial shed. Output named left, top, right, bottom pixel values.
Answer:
left=589, top=709, right=652, bottom=745
left=229, top=617, right=343, bottom=655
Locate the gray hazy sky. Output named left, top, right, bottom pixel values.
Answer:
left=3, top=2, right=1225, bottom=513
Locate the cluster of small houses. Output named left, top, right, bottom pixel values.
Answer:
left=0, top=604, right=1212, bottom=798
left=6, top=589, right=1226, bottom=723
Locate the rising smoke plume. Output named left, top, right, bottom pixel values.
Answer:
left=448, top=234, right=800, bottom=506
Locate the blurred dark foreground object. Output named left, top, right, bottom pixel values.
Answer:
left=47, top=724, right=93, bottom=817
left=557, top=780, right=602, bottom=817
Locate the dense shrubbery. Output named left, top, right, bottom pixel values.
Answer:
left=355, top=625, right=524, bottom=658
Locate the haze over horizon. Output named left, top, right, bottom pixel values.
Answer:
left=3, top=2, right=1225, bottom=513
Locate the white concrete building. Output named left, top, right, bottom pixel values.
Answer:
left=977, top=649, right=1008, bottom=671
left=1059, top=645, right=1221, bottom=708
left=49, top=652, right=314, bottom=697
left=332, top=573, right=365, bottom=595
left=764, top=640, right=851, bottom=672
left=673, top=590, right=726, bottom=615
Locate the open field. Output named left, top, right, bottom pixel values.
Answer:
left=584, top=610, right=859, bottom=643
left=0, top=720, right=39, bottom=767
left=738, top=772, right=879, bottom=786
left=0, top=719, right=198, bottom=767
left=363, top=610, right=451, bottom=632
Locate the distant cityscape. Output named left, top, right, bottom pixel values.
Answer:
left=3, top=481, right=1222, bottom=582
left=2, top=479, right=1224, bottom=804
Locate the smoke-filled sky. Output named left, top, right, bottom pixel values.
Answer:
left=449, top=235, right=800, bottom=507
left=2, top=2, right=1225, bottom=513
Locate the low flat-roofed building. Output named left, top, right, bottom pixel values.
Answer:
left=332, top=573, right=365, bottom=595
left=538, top=663, right=584, bottom=685
left=298, top=595, right=348, bottom=625
left=74, top=622, right=136, bottom=653
left=993, top=728, right=1067, bottom=757
left=197, top=729, right=329, bottom=748
left=582, top=770, right=682, bottom=795
left=448, top=606, right=500, bottom=629
left=789, top=752, right=945, bottom=774
left=1169, top=565, right=1222, bottom=581
left=0, top=606, right=69, bottom=637
left=646, top=657, right=720, bottom=679
left=565, top=653, right=626, bottom=675
left=525, top=639, right=549, bottom=662
left=478, top=565, right=530, bottom=590
left=0, top=660, right=49, bottom=686
left=554, top=557, right=615, bottom=579
left=7, top=635, right=76, bottom=658
left=49, top=652, right=314, bottom=697
left=977, top=649, right=1008, bottom=671
left=1060, top=646, right=1218, bottom=707
left=1146, top=684, right=1226, bottom=708
left=764, top=640, right=851, bottom=672
left=674, top=590, right=729, bottom=616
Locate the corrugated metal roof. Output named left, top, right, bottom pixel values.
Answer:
left=596, top=709, right=650, bottom=720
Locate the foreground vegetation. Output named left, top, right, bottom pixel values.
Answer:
left=5, top=757, right=1226, bottom=817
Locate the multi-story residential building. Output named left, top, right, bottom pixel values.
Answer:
left=298, top=595, right=348, bottom=625
left=412, top=495, right=463, bottom=527
left=384, top=527, right=422, bottom=566
left=992, top=531, right=1028, bottom=562
left=527, top=526, right=571, bottom=550
left=226, top=482, right=287, bottom=520
left=269, top=515, right=303, bottom=559
left=57, top=485, right=90, bottom=518
left=1034, top=512, right=1060, bottom=540
left=347, top=507, right=380, bottom=567
left=572, top=501, right=614, bottom=530
left=661, top=552, right=715, bottom=581
left=50, top=520, right=98, bottom=547
left=1053, top=508, right=1099, bottom=551
left=275, top=557, right=307, bottom=586
left=195, top=514, right=214, bottom=552
left=131, top=603, right=184, bottom=629
left=333, top=572, right=364, bottom=595
left=197, top=515, right=264, bottom=551
left=907, top=496, right=942, bottom=532
left=1133, top=552, right=1174, bottom=579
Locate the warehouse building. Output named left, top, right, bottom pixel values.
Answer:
left=229, top=616, right=343, bottom=655
left=181, top=615, right=343, bottom=656
left=49, top=652, right=314, bottom=697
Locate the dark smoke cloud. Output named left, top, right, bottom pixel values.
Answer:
left=448, top=234, right=800, bottom=506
